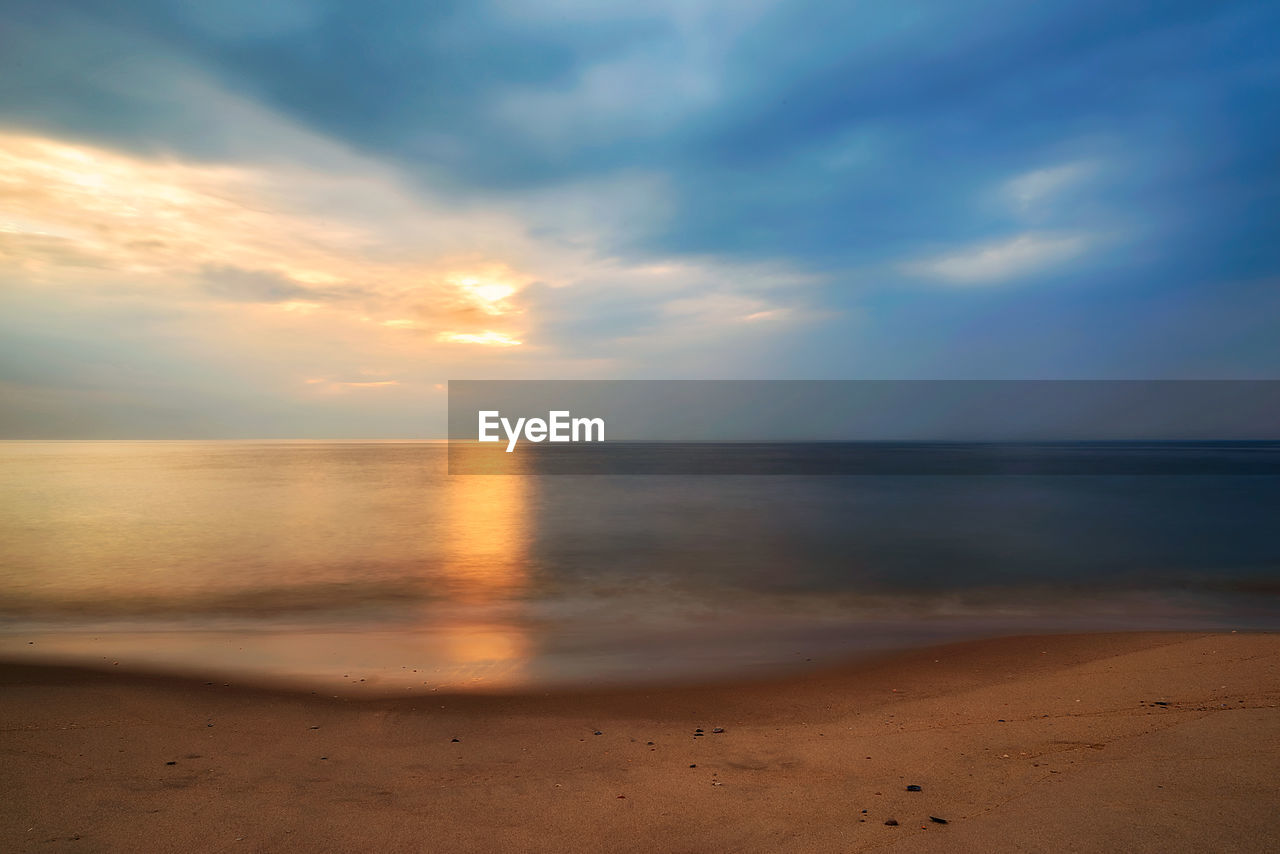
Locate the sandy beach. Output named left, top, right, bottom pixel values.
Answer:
left=3, top=631, right=1279, bottom=853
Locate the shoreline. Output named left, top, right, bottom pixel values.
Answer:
left=6, top=604, right=1276, bottom=697
left=4, top=631, right=1279, bottom=851
left=0, top=628, right=1273, bottom=701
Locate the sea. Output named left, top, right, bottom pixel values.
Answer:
left=2, top=440, right=1278, bottom=693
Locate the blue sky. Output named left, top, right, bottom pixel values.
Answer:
left=0, top=0, right=1276, bottom=436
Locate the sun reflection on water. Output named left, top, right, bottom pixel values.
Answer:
left=430, top=470, right=534, bottom=683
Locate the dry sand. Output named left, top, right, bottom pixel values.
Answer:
left=3, top=631, right=1279, bottom=853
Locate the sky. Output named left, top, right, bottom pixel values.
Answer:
left=0, top=0, right=1277, bottom=438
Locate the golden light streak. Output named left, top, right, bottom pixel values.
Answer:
left=431, top=470, right=532, bottom=681
left=436, top=330, right=523, bottom=347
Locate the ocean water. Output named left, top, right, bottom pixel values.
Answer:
left=1, top=441, right=1278, bottom=692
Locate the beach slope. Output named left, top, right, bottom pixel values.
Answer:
left=3, top=632, right=1278, bottom=853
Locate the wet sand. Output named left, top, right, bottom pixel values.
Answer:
left=3, top=631, right=1279, bottom=852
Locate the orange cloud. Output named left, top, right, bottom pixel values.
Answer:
left=0, top=131, right=529, bottom=351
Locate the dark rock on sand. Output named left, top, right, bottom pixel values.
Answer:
left=906, top=785, right=922, bottom=791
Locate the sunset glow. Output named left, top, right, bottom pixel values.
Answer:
left=0, top=1, right=1271, bottom=440
left=436, top=331, right=524, bottom=348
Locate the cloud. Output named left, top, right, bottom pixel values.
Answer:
left=0, top=129, right=540, bottom=329
left=0, top=112, right=824, bottom=435
left=199, top=267, right=370, bottom=303
left=1, top=0, right=1279, bottom=436
left=1004, top=162, right=1095, bottom=212
left=902, top=233, right=1090, bottom=285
